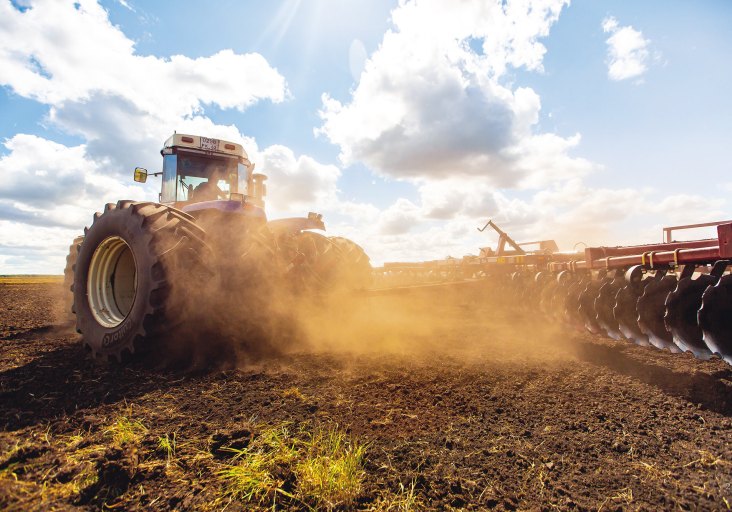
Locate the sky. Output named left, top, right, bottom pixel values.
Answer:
left=1, top=0, right=731, bottom=273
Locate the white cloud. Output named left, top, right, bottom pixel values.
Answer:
left=0, top=134, right=154, bottom=273
left=0, top=134, right=149, bottom=224
left=317, top=0, right=583, bottom=188
left=495, top=181, right=726, bottom=250
left=0, top=221, right=80, bottom=274
left=0, top=1, right=286, bottom=109
left=344, top=180, right=727, bottom=267
left=0, top=0, right=288, bottom=173
left=417, top=179, right=499, bottom=220
left=329, top=215, right=482, bottom=266
left=602, top=16, right=651, bottom=81
left=260, top=145, right=341, bottom=211
left=377, top=198, right=421, bottom=235
left=312, top=0, right=723, bottom=268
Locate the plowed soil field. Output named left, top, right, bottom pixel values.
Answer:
left=1, top=281, right=732, bottom=511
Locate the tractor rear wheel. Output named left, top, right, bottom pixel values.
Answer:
left=73, top=201, right=208, bottom=361
left=289, top=231, right=343, bottom=292
left=287, top=232, right=372, bottom=293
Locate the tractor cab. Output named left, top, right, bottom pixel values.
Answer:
left=132, top=133, right=326, bottom=239
left=134, top=133, right=267, bottom=210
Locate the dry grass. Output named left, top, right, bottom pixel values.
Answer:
left=370, top=480, right=421, bottom=511
left=217, top=422, right=367, bottom=510
left=0, top=432, right=99, bottom=511
left=598, top=486, right=634, bottom=512
left=683, top=450, right=728, bottom=469
left=0, top=466, right=96, bottom=511
left=103, top=414, right=148, bottom=446
left=282, top=386, right=308, bottom=401
left=296, top=426, right=367, bottom=507
left=157, top=432, right=177, bottom=465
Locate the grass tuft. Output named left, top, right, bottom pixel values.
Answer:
left=157, top=432, right=177, bottom=465
left=282, top=386, right=307, bottom=401
left=218, top=423, right=298, bottom=504
left=104, top=415, right=147, bottom=446
left=296, top=426, right=367, bottom=508
left=218, top=422, right=366, bottom=509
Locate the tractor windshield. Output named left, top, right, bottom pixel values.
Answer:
left=175, top=154, right=238, bottom=202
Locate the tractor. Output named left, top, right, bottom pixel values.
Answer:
left=64, top=134, right=371, bottom=361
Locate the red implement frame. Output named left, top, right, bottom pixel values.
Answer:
left=373, top=220, right=732, bottom=282
left=549, top=221, right=732, bottom=272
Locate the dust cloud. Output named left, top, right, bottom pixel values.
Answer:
left=166, top=234, right=579, bottom=372
left=292, top=284, right=578, bottom=365
left=62, top=217, right=580, bottom=370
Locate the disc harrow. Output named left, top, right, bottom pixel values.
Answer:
left=371, top=219, right=732, bottom=365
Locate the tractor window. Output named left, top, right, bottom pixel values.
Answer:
left=176, top=175, right=231, bottom=202
left=237, top=163, right=250, bottom=196
left=175, top=154, right=237, bottom=202
left=161, top=154, right=177, bottom=203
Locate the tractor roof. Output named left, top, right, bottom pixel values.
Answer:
left=163, top=133, right=248, bottom=160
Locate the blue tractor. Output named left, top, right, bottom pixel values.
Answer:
left=65, top=134, right=371, bottom=361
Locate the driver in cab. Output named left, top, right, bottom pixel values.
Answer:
left=191, top=170, right=226, bottom=202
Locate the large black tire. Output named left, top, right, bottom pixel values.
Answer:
left=287, top=231, right=344, bottom=292
left=233, top=225, right=301, bottom=361
left=73, top=201, right=208, bottom=361
left=239, top=224, right=283, bottom=286
left=62, top=235, right=84, bottom=324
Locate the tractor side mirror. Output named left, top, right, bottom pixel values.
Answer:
left=133, top=167, right=148, bottom=183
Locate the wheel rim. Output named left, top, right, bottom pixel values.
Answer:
left=87, top=236, right=137, bottom=328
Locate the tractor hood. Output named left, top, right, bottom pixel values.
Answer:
left=268, top=214, right=326, bottom=234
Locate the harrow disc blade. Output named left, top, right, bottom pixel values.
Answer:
left=549, top=275, right=573, bottom=323
left=699, top=274, right=732, bottom=364
left=564, top=279, right=586, bottom=330
left=595, top=276, right=624, bottom=340
left=531, top=272, right=551, bottom=310
left=614, top=284, right=650, bottom=346
left=539, top=279, right=559, bottom=318
left=664, top=275, right=715, bottom=359
left=578, top=280, right=603, bottom=334
left=510, top=272, right=531, bottom=309
left=637, top=275, right=680, bottom=352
